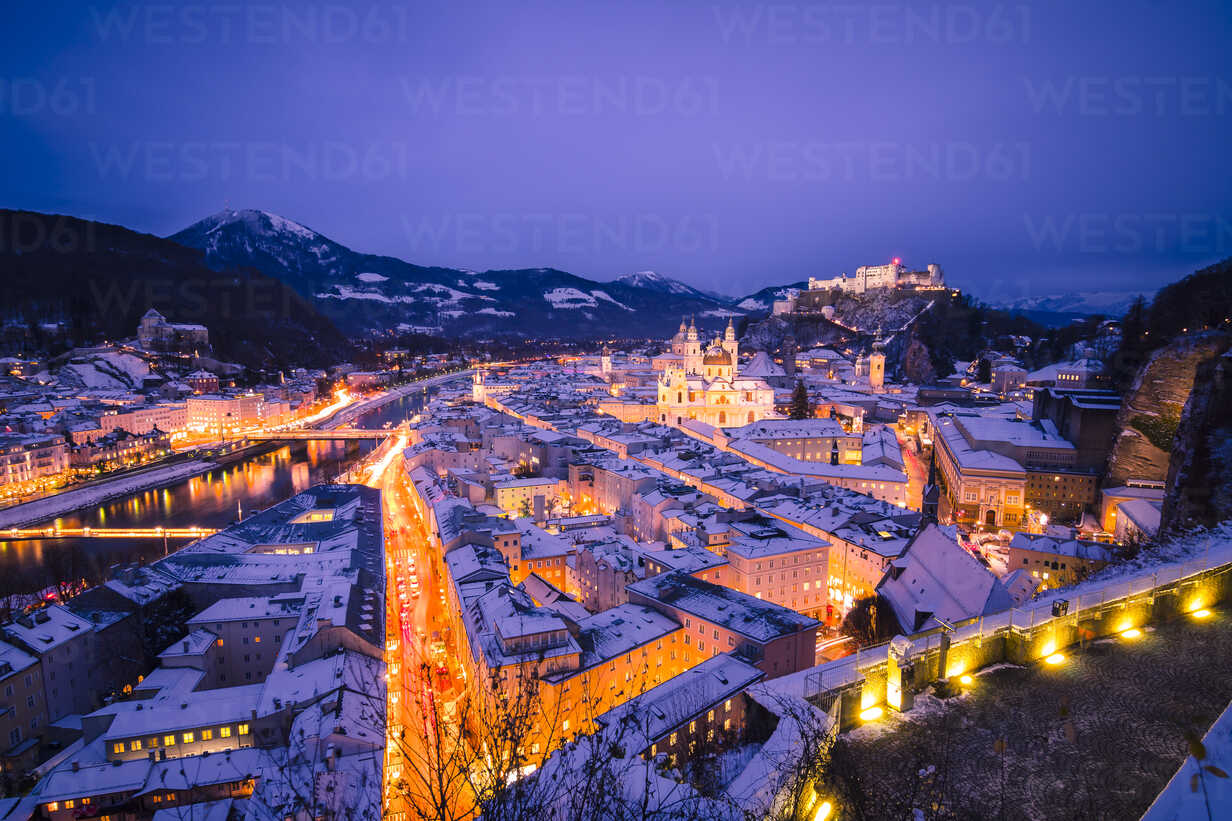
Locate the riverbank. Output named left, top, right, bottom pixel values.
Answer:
left=323, top=370, right=470, bottom=429
left=0, top=373, right=464, bottom=531
left=0, top=459, right=217, bottom=529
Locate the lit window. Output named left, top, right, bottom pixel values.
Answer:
left=47, top=805, right=59, bottom=813
left=219, top=726, right=232, bottom=738
left=130, top=740, right=142, bottom=751
left=113, top=742, right=125, bottom=754
left=64, top=802, right=75, bottom=810
left=201, top=729, right=213, bottom=741
left=237, top=724, right=249, bottom=735
left=164, top=735, right=176, bottom=746
left=182, top=732, right=194, bottom=743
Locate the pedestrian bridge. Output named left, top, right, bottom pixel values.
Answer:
left=2, top=526, right=219, bottom=541
left=250, top=428, right=394, bottom=441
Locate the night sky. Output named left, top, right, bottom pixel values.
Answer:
left=3, top=0, right=1230, bottom=301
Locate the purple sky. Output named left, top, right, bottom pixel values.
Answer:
left=3, top=0, right=1230, bottom=301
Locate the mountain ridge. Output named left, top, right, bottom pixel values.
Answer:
left=168, top=209, right=746, bottom=338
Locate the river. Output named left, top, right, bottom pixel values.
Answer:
left=0, top=386, right=439, bottom=588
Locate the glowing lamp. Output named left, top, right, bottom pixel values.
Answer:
left=1120, top=627, right=1142, bottom=639
left=859, top=705, right=884, bottom=722
left=959, top=674, right=974, bottom=685
left=1044, top=653, right=1065, bottom=666
left=1192, top=608, right=1212, bottom=619
left=813, top=800, right=833, bottom=821
left=891, top=257, right=901, bottom=265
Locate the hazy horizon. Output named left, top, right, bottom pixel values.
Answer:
left=4, top=0, right=1229, bottom=302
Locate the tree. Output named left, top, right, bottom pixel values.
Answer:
left=976, top=357, right=992, bottom=384
left=840, top=595, right=901, bottom=647
left=789, top=380, right=811, bottom=420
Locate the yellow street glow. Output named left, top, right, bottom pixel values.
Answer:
left=1120, top=627, right=1142, bottom=639
left=813, top=800, right=833, bottom=821
left=859, top=706, right=884, bottom=722
left=1192, top=608, right=1212, bottom=619
left=1044, top=653, right=1065, bottom=665
left=959, top=674, right=974, bottom=685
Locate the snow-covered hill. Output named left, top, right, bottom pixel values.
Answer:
left=169, top=210, right=747, bottom=339
left=614, top=270, right=730, bottom=304
left=993, top=290, right=1150, bottom=317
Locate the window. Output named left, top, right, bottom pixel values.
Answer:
left=562, top=720, right=570, bottom=732
left=46, top=804, right=58, bottom=813
left=64, top=801, right=75, bottom=810
left=669, top=732, right=677, bottom=745
left=254, top=636, right=261, bottom=643
left=130, top=739, right=142, bottom=751
left=724, top=699, right=732, bottom=712
left=164, top=734, right=176, bottom=746
left=219, top=726, right=232, bottom=738
left=201, top=729, right=213, bottom=741
left=182, top=732, right=195, bottom=743
left=113, top=742, right=125, bottom=754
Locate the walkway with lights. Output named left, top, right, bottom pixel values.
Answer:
left=2, top=526, right=218, bottom=540
left=249, top=428, right=395, bottom=441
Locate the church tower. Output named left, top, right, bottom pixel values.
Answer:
left=472, top=370, right=486, bottom=403
left=721, top=318, right=739, bottom=366
left=684, top=318, right=702, bottom=375
left=671, top=318, right=687, bottom=356
left=600, top=345, right=612, bottom=377
left=869, top=328, right=886, bottom=393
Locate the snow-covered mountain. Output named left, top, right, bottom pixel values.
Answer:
left=614, top=270, right=731, bottom=304
left=993, top=290, right=1151, bottom=318
left=732, top=282, right=809, bottom=314
left=169, top=210, right=747, bottom=338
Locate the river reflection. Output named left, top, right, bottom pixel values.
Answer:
left=0, top=389, right=430, bottom=583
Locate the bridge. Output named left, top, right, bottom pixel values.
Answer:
left=2, top=526, right=219, bottom=541
left=249, top=428, right=394, bottom=441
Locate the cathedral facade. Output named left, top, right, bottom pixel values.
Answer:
left=655, top=319, right=776, bottom=427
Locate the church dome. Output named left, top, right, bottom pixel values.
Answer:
left=703, top=347, right=731, bottom=366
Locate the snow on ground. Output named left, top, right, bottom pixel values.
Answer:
left=355, top=272, right=388, bottom=283
left=470, top=280, right=499, bottom=290
left=262, top=211, right=318, bottom=240
left=413, top=283, right=492, bottom=304
left=590, top=290, right=634, bottom=311
left=1142, top=698, right=1232, bottom=820
left=544, top=287, right=598, bottom=308
left=59, top=352, right=151, bottom=390
left=316, top=286, right=404, bottom=304
left=0, top=460, right=216, bottom=529
left=737, top=298, right=766, bottom=310
left=836, top=612, right=1232, bottom=820
left=476, top=307, right=514, bottom=317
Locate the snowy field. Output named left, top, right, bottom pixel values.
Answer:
left=828, top=612, right=1232, bottom=820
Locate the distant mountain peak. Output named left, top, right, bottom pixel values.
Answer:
left=194, top=208, right=324, bottom=242
left=615, top=270, right=724, bottom=301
